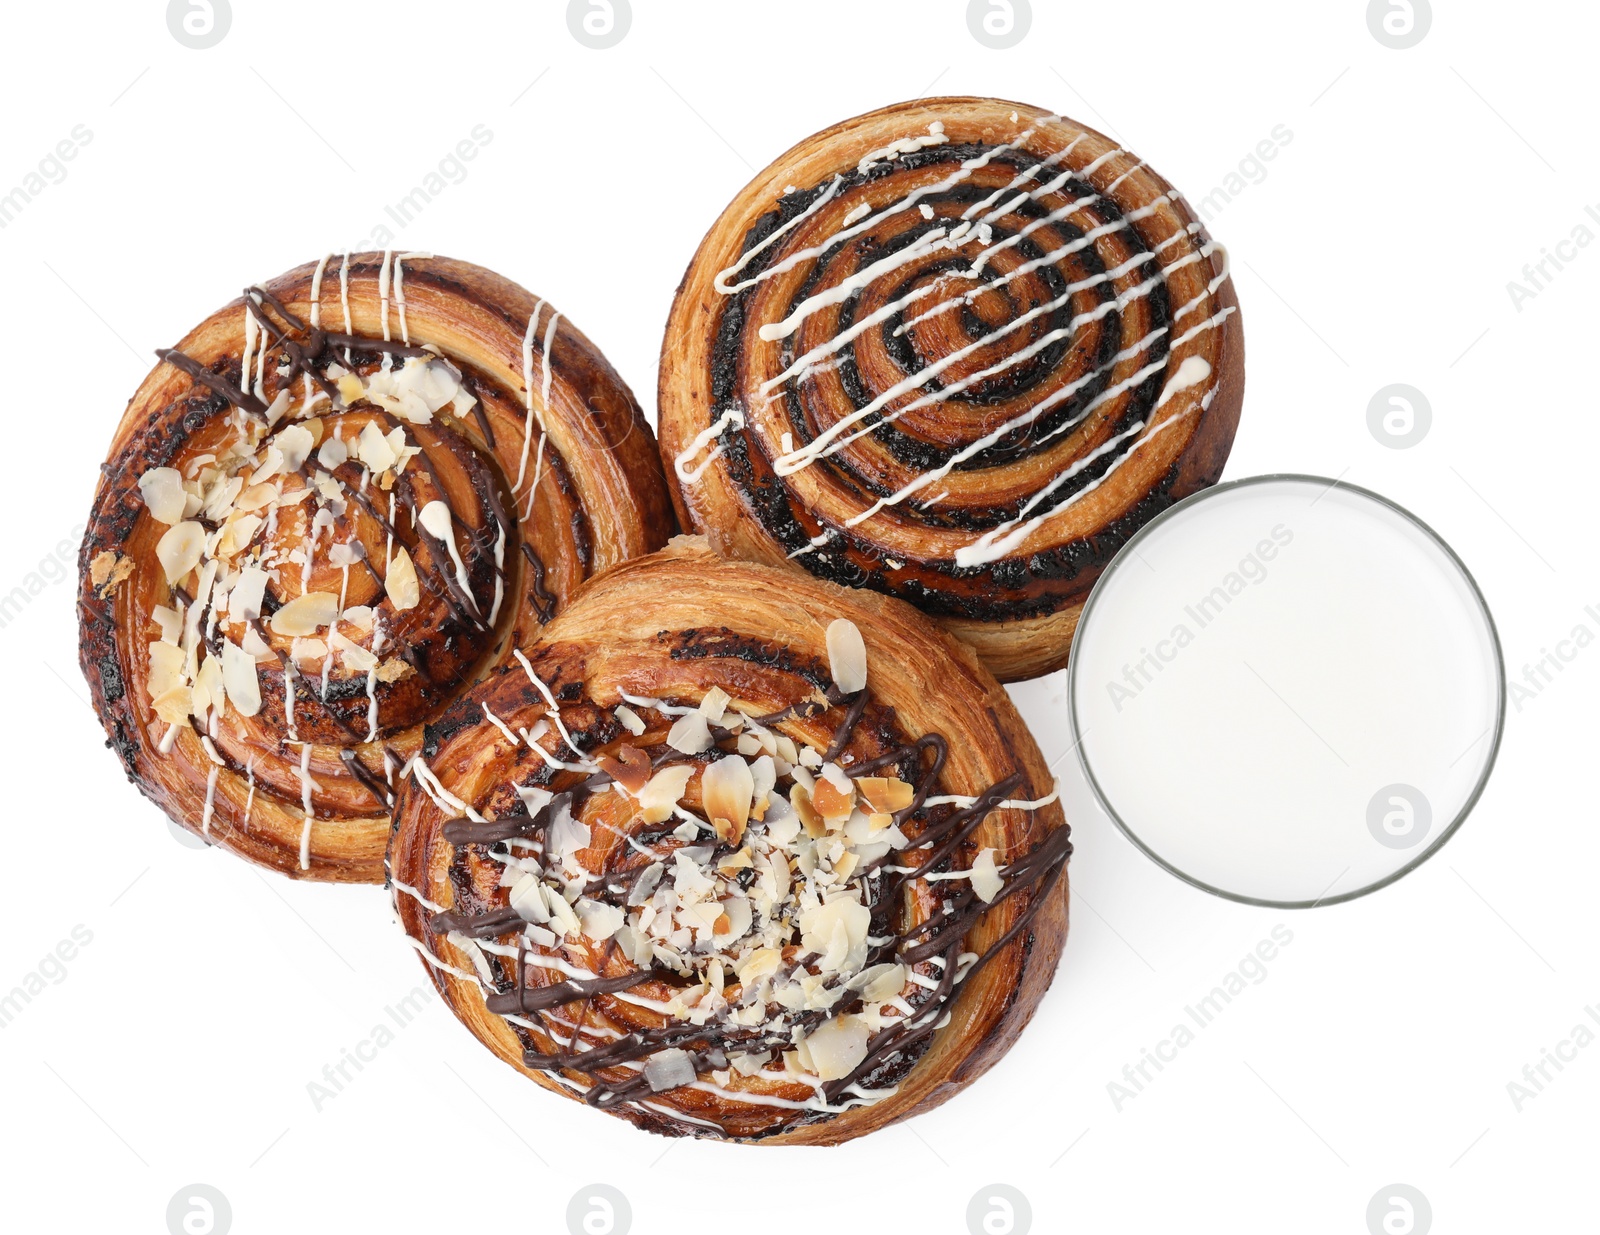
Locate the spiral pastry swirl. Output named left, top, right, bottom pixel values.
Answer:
left=389, top=539, right=1069, bottom=1143
left=78, top=254, right=675, bottom=881
left=660, top=97, right=1244, bottom=681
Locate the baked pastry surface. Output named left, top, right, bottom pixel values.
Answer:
left=78, top=253, right=675, bottom=881
left=389, top=538, right=1070, bottom=1143
left=659, top=96, right=1244, bottom=681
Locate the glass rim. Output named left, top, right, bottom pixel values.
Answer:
left=1066, top=473, right=1508, bottom=910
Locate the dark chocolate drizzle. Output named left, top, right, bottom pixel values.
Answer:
left=420, top=649, right=1070, bottom=1135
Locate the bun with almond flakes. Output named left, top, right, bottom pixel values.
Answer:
left=77, top=253, right=675, bottom=881
left=388, top=537, right=1070, bottom=1143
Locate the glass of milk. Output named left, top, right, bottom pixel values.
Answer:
left=1068, top=475, right=1505, bottom=907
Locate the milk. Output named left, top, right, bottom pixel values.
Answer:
left=1069, top=477, right=1503, bottom=905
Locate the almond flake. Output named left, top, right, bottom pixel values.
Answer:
left=357, top=420, right=398, bottom=472
left=970, top=848, right=1003, bottom=903
left=825, top=617, right=867, bottom=695
left=791, top=784, right=825, bottom=838
left=698, top=685, right=730, bottom=724
left=597, top=745, right=651, bottom=793
left=155, top=521, right=205, bottom=585
left=385, top=547, right=420, bottom=611
left=268, top=590, right=339, bottom=636
left=643, top=1050, right=697, bottom=1093
left=810, top=775, right=854, bottom=823
left=701, top=754, right=754, bottom=846
left=666, top=711, right=712, bottom=754
left=638, top=763, right=694, bottom=824
left=803, top=1014, right=870, bottom=1081
left=137, top=467, right=186, bottom=525
left=221, top=638, right=262, bottom=716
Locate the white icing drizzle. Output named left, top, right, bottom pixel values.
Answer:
left=955, top=385, right=1214, bottom=567
left=410, top=756, right=486, bottom=822
left=309, top=253, right=331, bottom=329
left=512, top=649, right=590, bottom=764
left=855, top=120, right=947, bottom=174
left=297, top=742, right=316, bottom=869
left=697, top=113, right=1230, bottom=568
left=392, top=878, right=447, bottom=915
left=377, top=249, right=394, bottom=342
left=923, top=785, right=1062, bottom=811
left=514, top=300, right=550, bottom=492
left=337, top=250, right=353, bottom=362
left=522, top=308, right=562, bottom=519
left=201, top=764, right=219, bottom=835
left=487, top=524, right=507, bottom=626
left=393, top=251, right=432, bottom=345
left=481, top=702, right=520, bottom=745
left=404, top=933, right=481, bottom=985
left=243, top=757, right=256, bottom=829
left=672, top=407, right=745, bottom=483
left=713, top=175, right=845, bottom=293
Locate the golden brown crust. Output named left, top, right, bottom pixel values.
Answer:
left=388, top=537, right=1070, bottom=1144
left=658, top=96, right=1244, bottom=682
left=78, top=254, right=676, bottom=882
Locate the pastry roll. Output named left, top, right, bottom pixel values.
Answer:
left=389, top=537, right=1070, bottom=1143
left=659, top=97, right=1244, bottom=681
left=78, top=253, right=675, bottom=881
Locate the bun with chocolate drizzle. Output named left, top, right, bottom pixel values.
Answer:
left=78, top=253, right=676, bottom=882
left=659, top=96, right=1244, bottom=682
left=389, top=537, right=1069, bottom=1143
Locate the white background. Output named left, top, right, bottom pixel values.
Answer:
left=1, top=2, right=1594, bottom=1232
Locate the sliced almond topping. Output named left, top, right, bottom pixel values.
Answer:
left=357, top=420, right=398, bottom=472
left=810, top=774, right=854, bottom=823
left=214, top=511, right=262, bottom=559
left=666, top=711, right=712, bottom=754
left=268, top=590, right=339, bottom=637
left=330, top=629, right=378, bottom=672
left=698, top=685, right=730, bottom=724
left=858, top=775, right=915, bottom=814
left=970, top=848, right=1003, bottom=903
left=155, top=521, right=205, bottom=585
left=385, top=547, right=420, bottom=611
left=597, top=745, right=651, bottom=794
left=234, top=482, right=279, bottom=511
left=791, top=784, right=825, bottom=838
left=803, top=1014, right=870, bottom=1081
left=137, top=467, right=187, bottom=525
left=151, top=684, right=193, bottom=725
left=825, top=617, right=867, bottom=695
left=229, top=566, right=269, bottom=623
left=857, top=776, right=890, bottom=812
left=702, top=754, right=754, bottom=846
left=151, top=605, right=183, bottom=644
left=147, top=641, right=186, bottom=699
left=90, top=552, right=134, bottom=597
left=221, top=638, right=262, bottom=716
left=317, top=435, right=349, bottom=469
left=638, top=763, right=695, bottom=824
left=191, top=654, right=226, bottom=721
left=614, top=704, right=646, bottom=736
left=862, top=962, right=908, bottom=1003
left=273, top=424, right=315, bottom=473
